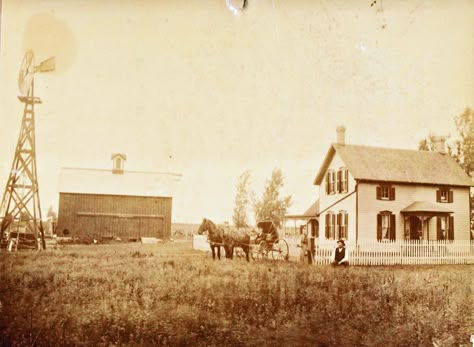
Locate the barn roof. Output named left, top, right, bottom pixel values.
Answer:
left=59, top=167, right=182, bottom=198
left=314, top=144, right=473, bottom=187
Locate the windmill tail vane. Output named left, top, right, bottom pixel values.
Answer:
left=35, top=57, right=56, bottom=73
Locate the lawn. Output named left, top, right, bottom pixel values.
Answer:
left=0, top=241, right=472, bottom=346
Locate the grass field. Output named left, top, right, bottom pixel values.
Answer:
left=0, top=241, right=472, bottom=346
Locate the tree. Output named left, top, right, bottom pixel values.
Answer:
left=253, top=168, right=292, bottom=228
left=419, top=108, right=474, bottom=237
left=419, top=108, right=474, bottom=178
left=418, top=135, right=437, bottom=152
left=232, top=171, right=252, bottom=229
left=453, top=108, right=474, bottom=178
left=46, top=205, right=57, bottom=220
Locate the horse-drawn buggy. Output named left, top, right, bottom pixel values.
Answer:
left=197, top=218, right=289, bottom=261
left=251, top=220, right=289, bottom=261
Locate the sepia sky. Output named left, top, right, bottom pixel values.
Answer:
left=0, top=0, right=473, bottom=223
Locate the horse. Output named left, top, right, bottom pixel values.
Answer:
left=197, top=218, right=227, bottom=260
left=223, top=229, right=251, bottom=262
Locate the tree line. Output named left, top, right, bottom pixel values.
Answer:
left=232, top=168, right=291, bottom=229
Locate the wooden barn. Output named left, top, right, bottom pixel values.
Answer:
left=56, top=154, right=181, bottom=240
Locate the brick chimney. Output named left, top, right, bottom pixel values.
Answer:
left=431, top=136, right=446, bottom=154
left=336, top=125, right=346, bottom=145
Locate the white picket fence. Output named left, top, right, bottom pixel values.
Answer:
left=193, top=235, right=474, bottom=265
left=311, top=240, right=474, bottom=266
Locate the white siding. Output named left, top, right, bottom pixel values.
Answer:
left=357, top=183, right=471, bottom=241
left=318, top=152, right=357, bottom=245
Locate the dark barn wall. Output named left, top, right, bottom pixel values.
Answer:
left=57, top=193, right=172, bottom=240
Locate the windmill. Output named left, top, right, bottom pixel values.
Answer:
left=0, top=50, right=55, bottom=250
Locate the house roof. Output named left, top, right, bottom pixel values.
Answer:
left=401, top=201, right=453, bottom=214
left=59, top=167, right=182, bottom=198
left=314, top=144, right=473, bottom=187
left=304, top=200, right=320, bottom=217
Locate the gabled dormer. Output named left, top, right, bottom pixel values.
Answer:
left=111, top=153, right=127, bottom=174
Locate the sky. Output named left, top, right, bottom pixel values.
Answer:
left=0, top=0, right=473, bottom=223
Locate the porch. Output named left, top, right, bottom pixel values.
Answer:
left=400, top=201, right=453, bottom=241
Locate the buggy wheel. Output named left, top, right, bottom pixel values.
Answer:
left=257, top=240, right=268, bottom=260
left=271, top=239, right=289, bottom=261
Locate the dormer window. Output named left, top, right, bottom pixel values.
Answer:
left=111, top=153, right=127, bottom=174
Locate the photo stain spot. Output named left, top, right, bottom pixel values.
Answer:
left=22, top=12, right=77, bottom=74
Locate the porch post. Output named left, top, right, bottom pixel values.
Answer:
left=427, top=216, right=430, bottom=240
left=420, top=217, right=424, bottom=241
left=403, top=215, right=406, bottom=240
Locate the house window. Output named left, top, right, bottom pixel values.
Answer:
left=326, top=170, right=336, bottom=195
left=377, top=211, right=395, bottom=241
left=337, top=168, right=349, bottom=193
left=325, top=212, right=336, bottom=240
left=436, top=188, right=453, bottom=203
left=337, top=211, right=348, bottom=240
left=376, top=185, right=395, bottom=201
left=437, top=216, right=454, bottom=240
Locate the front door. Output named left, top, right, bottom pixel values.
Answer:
left=409, top=216, right=421, bottom=240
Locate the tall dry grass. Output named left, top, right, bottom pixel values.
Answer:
left=0, top=242, right=472, bottom=346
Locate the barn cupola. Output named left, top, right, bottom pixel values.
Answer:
left=111, top=153, right=127, bottom=174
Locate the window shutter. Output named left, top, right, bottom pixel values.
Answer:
left=331, top=171, right=336, bottom=194
left=448, top=190, right=453, bottom=203
left=390, top=187, right=396, bottom=201
left=336, top=170, right=341, bottom=193
left=436, top=190, right=441, bottom=202
left=436, top=216, right=441, bottom=240
left=325, top=172, right=330, bottom=194
left=332, top=214, right=336, bottom=239
left=389, top=214, right=396, bottom=240
left=376, top=186, right=381, bottom=200
left=344, top=213, right=349, bottom=239
left=448, top=216, right=454, bottom=240
left=377, top=213, right=382, bottom=241
left=336, top=213, right=341, bottom=239
left=325, top=214, right=329, bottom=239
left=344, top=169, right=349, bottom=192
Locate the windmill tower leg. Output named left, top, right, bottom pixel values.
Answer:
left=0, top=81, right=46, bottom=250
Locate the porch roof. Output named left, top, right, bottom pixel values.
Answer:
left=284, top=200, right=319, bottom=220
left=401, top=201, right=453, bottom=214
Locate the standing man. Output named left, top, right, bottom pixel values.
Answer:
left=331, top=239, right=349, bottom=266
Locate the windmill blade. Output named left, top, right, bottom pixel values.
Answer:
left=18, top=51, right=35, bottom=95
left=34, top=57, right=55, bottom=73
